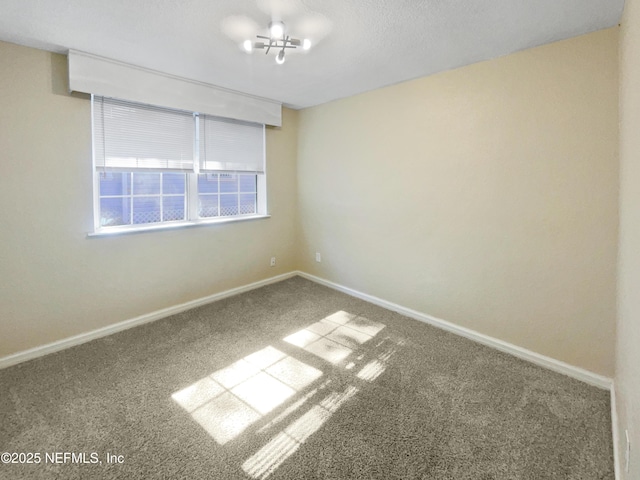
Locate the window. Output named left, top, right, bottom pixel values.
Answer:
left=92, top=96, right=266, bottom=234
left=198, top=173, right=257, bottom=218
left=99, top=172, right=187, bottom=227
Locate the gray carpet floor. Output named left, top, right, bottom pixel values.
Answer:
left=0, top=276, right=613, bottom=479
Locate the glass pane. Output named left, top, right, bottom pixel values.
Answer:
left=239, top=193, right=256, bottom=215
left=133, top=172, right=161, bottom=195
left=133, top=197, right=161, bottom=224
left=220, top=194, right=238, bottom=216
left=162, top=173, right=186, bottom=195
left=199, top=194, right=219, bottom=218
left=100, top=197, right=130, bottom=226
left=219, top=174, right=239, bottom=193
left=97, top=170, right=260, bottom=228
left=198, top=173, right=219, bottom=193
left=163, top=196, right=185, bottom=222
left=239, top=174, right=256, bottom=193
left=99, top=172, right=130, bottom=196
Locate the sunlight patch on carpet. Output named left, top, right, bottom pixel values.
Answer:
left=242, top=384, right=359, bottom=480
left=172, top=310, right=401, bottom=478
left=172, top=346, right=323, bottom=445
left=283, top=311, right=386, bottom=366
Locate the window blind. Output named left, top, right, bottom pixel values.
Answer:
left=93, top=96, right=196, bottom=171
left=199, top=115, right=265, bottom=173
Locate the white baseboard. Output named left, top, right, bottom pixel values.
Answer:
left=296, top=271, right=613, bottom=390
left=2, top=269, right=613, bottom=392
left=294, top=259, right=618, bottom=473
left=2, top=268, right=618, bottom=476
left=611, top=386, right=622, bottom=480
left=0, top=272, right=297, bottom=370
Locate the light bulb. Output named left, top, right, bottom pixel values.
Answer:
left=242, top=40, right=253, bottom=53
left=269, top=21, right=284, bottom=38
left=276, top=50, right=285, bottom=65
left=302, top=39, right=311, bottom=50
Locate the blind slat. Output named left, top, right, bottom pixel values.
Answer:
left=199, top=115, right=265, bottom=173
left=92, top=96, right=265, bottom=174
left=93, top=96, right=195, bottom=171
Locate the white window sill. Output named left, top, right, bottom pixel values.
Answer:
left=87, top=214, right=271, bottom=238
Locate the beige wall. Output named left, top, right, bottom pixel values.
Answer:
left=0, top=41, right=298, bottom=357
left=618, top=0, right=640, bottom=477
left=297, top=29, right=619, bottom=376
left=0, top=29, right=621, bottom=381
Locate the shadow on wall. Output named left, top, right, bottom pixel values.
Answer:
left=172, top=310, right=405, bottom=479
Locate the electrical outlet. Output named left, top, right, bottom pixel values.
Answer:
left=625, top=429, right=631, bottom=473
left=315, top=252, right=321, bottom=263
left=270, top=257, right=276, bottom=267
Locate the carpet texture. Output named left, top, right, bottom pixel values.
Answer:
left=0, top=276, right=613, bottom=479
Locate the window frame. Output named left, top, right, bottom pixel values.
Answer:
left=90, top=96, right=268, bottom=236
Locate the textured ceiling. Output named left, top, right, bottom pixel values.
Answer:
left=0, top=0, right=624, bottom=109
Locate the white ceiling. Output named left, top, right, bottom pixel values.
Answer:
left=0, top=0, right=624, bottom=109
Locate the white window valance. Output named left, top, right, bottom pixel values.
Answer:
left=69, top=50, right=281, bottom=127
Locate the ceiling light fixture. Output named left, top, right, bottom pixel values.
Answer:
left=246, top=21, right=310, bottom=65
